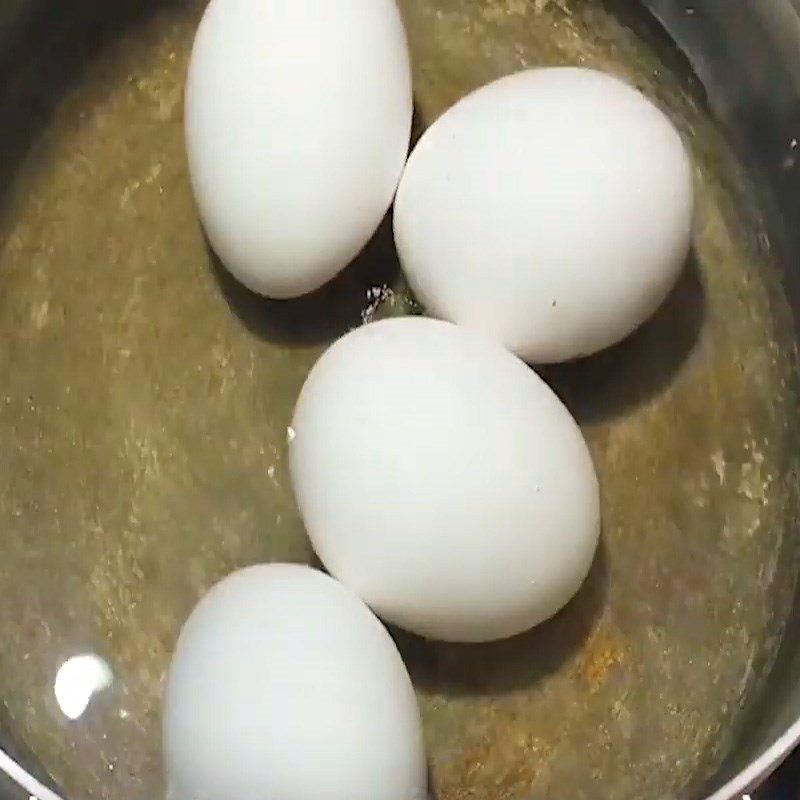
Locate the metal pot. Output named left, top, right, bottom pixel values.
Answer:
left=0, top=1, right=799, bottom=798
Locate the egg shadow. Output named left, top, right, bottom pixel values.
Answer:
left=410, top=101, right=427, bottom=150
left=427, top=763, right=439, bottom=800
left=208, top=210, right=402, bottom=347
left=303, top=548, right=326, bottom=574
left=392, top=535, right=609, bottom=698
left=539, top=249, right=707, bottom=426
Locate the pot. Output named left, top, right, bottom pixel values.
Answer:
left=0, top=1, right=799, bottom=798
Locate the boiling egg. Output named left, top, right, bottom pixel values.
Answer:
left=289, top=317, right=600, bottom=643
left=162, top=564, right=427, bottom=800
left=185, top=0, right=413, bottom=298
left=394, top=67, right=695, bottom=363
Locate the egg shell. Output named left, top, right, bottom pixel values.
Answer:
left=289, top=317, right=600, bottom=643
left=393, top=67, right=695, bottom=363
left=162, top=564, right=427, bottom=800
left=185, top=0, right=413, bottom=299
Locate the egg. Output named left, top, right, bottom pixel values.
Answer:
left=393, top=67, right=695, bottom=363
left=289, top=317, right=600, bottom=643
left=185, top=0, right=413, bottom=299
left=162, top=564, right=427, bottom=800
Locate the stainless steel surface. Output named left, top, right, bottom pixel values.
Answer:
left=0, top=1, right=799, bottom=799
left=645, top=1, right=800, bottom=794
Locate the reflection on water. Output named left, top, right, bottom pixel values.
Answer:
left=0, top=653, right=113, bottom=798
left=53, top=654, right=113, bottom=721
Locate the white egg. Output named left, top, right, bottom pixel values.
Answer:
left=185, top=0, right=412, bottom=299
left=162, top=564, right=427, bottom=800
left=289, top=317, right=600, bottom=643
left=394, top=67, right=695, bottom=363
